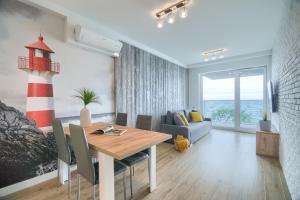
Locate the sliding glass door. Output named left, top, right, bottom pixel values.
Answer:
left=239, top=69, right=264, bottom=129
left=203, top=72, right=235, bottom=128
left=201, top=67, right=266, bottom=132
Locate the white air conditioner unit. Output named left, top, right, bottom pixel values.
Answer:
left=72, top=25, right=123, bottom=57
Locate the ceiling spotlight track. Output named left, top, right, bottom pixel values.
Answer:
left=155, top=0, right=190, bottom=28
left=202, top=48, right=227, bottom=62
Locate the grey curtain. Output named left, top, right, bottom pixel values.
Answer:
left=115, top=42, right=188, bottom=129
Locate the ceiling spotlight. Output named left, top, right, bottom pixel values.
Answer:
left=157, top=17, right=164, bottom=28
left=180, top=7, right=188, bottom=18
left=202, top=48, right=227, bottom=62
left=155, top=0, right=190, bottom=28
left=167, top=13, right=175, bottom=24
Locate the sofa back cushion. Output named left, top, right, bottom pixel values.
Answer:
left=174, top=113, right=185, bottom=126
left=184, top=109, right=191, bottom=122
left=190, top=111, right=204, bottom=122
left=164, top=109, right=192, bottom=125
left=161, top=115, right=167, bottom=124
left=179, top=113, right=189, bottom=126
left=166, top=111, right=175, bottom=125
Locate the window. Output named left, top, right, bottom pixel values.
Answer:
left=201, top=67, right=266, bottom=131
left=203, top=74, right=235, bottom=128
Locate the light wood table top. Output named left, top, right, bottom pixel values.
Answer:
left=64, top=122, right=171, bottom=160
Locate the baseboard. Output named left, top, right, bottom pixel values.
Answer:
left=0, top=166, right=76, bottom=197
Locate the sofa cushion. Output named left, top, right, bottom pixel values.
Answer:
left=179, top=112, right=189, bottom=126
left=184, top=109, right=191, bottom=122
left=190, top=111, right=204, bottom=122
left=174, top=113, right=185, bottom=126
left=166, top=111, right=174, bottom=125
left=189, top=121, right=209, bottom=127
left=192, top=110, right=205, bottom=119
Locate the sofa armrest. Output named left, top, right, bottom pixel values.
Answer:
left=204, top=118, right=212, bottom=121
left=159, top=124, right=190, bottom=142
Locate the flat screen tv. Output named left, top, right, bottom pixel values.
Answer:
left=267, top=81, right=276, bottom=113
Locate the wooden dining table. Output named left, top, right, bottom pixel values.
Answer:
left=60, top=122, right=171, bottom=200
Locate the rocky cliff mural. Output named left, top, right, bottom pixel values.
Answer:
left=0, top=0, right=115, bottom=190
left=0, top=101, right=57, bottom=188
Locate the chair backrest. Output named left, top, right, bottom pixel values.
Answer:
left=52, top=119, right=71, bottom=164
left=136, top=115, right=152, bottom=130
left=69, top=124, right=95, bottom=185
left=116, top=112, right=127, bottom=126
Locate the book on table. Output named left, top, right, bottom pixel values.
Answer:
left=95, top=125, right=127, bottom=136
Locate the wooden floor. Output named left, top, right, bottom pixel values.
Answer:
left=4, top=130, right=291, bottom=200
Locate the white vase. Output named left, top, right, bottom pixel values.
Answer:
left=80, top=106, right=91, bottom=127
left=259, top=120, right=271, bottom=132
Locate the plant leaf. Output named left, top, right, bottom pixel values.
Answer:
left=73, top=88, right=101, bottom=106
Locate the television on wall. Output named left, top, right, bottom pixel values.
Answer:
left=267, top=81, right=276, bottom=113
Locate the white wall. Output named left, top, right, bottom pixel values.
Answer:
left=188, top=54, right=272, bottom=111
left=0, top=1, right=114, bottom=117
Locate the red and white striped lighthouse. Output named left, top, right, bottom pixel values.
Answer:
left=18, top=35, right=60, bottom=128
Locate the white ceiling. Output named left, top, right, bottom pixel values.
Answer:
left=49, top=0, right=284, bottom=66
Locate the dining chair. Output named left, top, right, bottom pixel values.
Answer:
left=120, top=114, right=152, bottom=198
left=52, top=119, right=72, bottom=199
left=116, top=112, right=128, bottom=126
left=69, top=124, right=128, bottom=200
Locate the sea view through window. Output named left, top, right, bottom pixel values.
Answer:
left=202, top=68, right=264, bottom=130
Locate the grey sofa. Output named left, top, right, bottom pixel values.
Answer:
left=160, top=110, right=212, bottom=144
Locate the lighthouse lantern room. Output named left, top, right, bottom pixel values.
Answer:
left=18, top=35, right=60, bottom=128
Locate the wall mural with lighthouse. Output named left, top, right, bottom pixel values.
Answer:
left=0, top=35, right=60, bottom=188
left=19, top=35, right=59, bottom=128
left=0, top=0, right=115, bottom=189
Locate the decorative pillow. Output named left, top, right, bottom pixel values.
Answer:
left=174, top=113, right=185, bottom=126
left=179, top=112, right=189, bottom=126
left=166, top=111, right=174, bottom=125
left=184, top=109, right=191, bottom=122
left=192, top=110, right=204, bottom=120
left=190, top=111, right=204, bottom=122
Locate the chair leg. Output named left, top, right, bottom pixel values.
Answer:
left=57, top=159, right=60, bottom=186
left=68, top=165, right=71, bottom=199
left=77, top=174, right=80, bottom=200
left=129, top=166, right=133, bottom=198
left=123, top=172, right=127, bottom=200
left=93, top=185, right=96, bottom=200
left=148, top=158, right=151, bottom=186
left=132, top=166, right=135, bottom=176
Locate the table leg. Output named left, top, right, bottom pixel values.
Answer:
left=98, top=152, right=115, bottom=200
left=58, top=159, right=68, bottom=185
left=149, top=145, right=157, bottom=192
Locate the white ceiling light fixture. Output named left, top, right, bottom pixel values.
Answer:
left=180, top=7, right=188, bottom=18
left=155, top=0, right=190, bottom=28
left=167, top=13, right=175, bottom=24
left=202, top=48, right=227, bottom=62
left=157, top=17, right=164, bottom=28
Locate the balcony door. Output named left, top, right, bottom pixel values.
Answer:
left=201, top=67, right=266, bottom=132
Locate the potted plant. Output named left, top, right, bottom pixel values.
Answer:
left=259, top=112, right=271, bottom=132
left=73, top=88, right=100, bottom=127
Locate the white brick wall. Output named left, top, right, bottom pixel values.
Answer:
left=272, top=0, right=300, bottom=199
